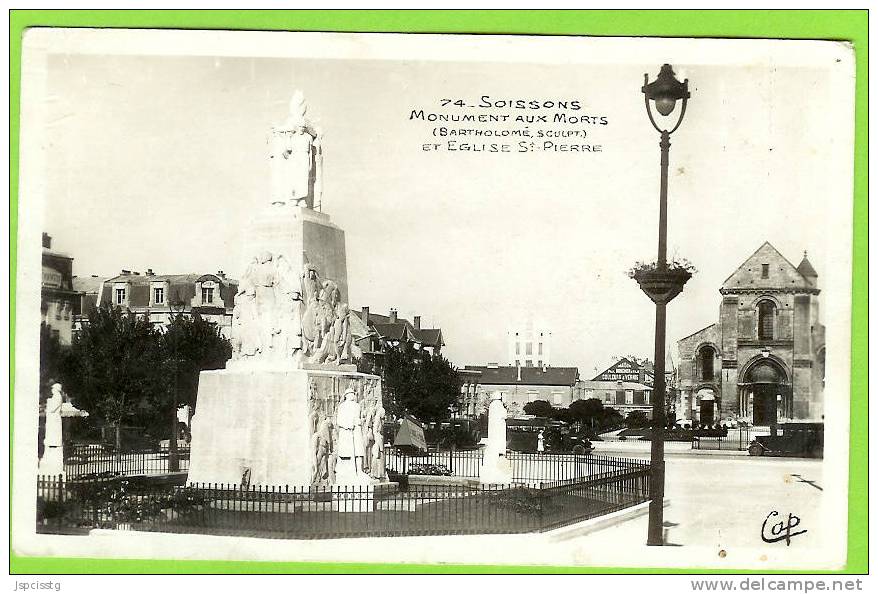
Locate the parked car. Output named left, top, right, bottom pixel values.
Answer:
left=747, top=422, right=824, bottom=458
left=506, top=417, right=593, bottom=454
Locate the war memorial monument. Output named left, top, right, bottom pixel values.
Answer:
left=186, top=92, right=387, bottom=491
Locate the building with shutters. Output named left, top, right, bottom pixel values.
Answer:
left=79, top=268, right=239, bottom=338
left=674, top=242, right=825, bottom=426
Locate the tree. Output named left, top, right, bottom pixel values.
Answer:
left=59, top=305, right=233, bottom=451
left=39, top=323, right=65, bottom=402
left=523, top=399, right=554, bottom=418
left=625, top=410, right=650, bottom=429
left=160, top=313, right=232, bottom=418
left=379, top=343, right=461, bottom=422
left=566, top=399, right=623, bottom=433
left=61, top=305, right=165, bottom=452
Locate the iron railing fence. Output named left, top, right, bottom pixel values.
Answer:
left=36, top=459, right=651, bottom=539
left=64, top=445, right=191, bottom=478
left=691, top=428, right=769, bottom=451
left=384, top=450, right=646, bottom=483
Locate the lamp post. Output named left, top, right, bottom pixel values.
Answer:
left=635, top=64, right=691, bottom=546
left=167, top=294, right=186, bottom=473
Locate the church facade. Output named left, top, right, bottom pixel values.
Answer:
left=675, top=243, right=825, bottom=426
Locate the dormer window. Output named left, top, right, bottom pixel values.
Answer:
left=115, top=288, right=126, bottom=305
left=202, top=287, right=215, bottom=304
left=153, top=287, right=165, bottom=305
left=761, top=264, right=769, bottom=278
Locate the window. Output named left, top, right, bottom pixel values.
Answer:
left=153, top=287, right=165, bottom=304
left=525, top=359, right=532, bottom=367
left=552, top=392, right=564, bottom=406
left=699, top=346, right=715, bottom=381
left=515, top=359, right=520, bottom=367
left=538, top=342, right=543, bottom=355
left=625, top=390, right=634, bottom=404
left=202, top=287, right=214, bottom=304
left=115, top=288, right=126, bottom=304
left=758, top=300, right=775, bottom=340
left=761, top=264, right=769, bottom=278
left=525, top=342, right=533, bottom=355
left=537, top=360, right=542, bottom=368
left=515, top=342, right=520, bottom=355
left=615, top=390, right=625, bottom=405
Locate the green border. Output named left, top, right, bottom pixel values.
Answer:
left=9, top=9, right=867, bottom=575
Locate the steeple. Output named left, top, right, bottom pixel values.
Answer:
left=797, top=251, right=818, bottom=285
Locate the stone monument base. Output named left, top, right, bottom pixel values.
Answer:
left=479, top=449, right=513, bottom=485
left=187, top=366, right=382, bottom=488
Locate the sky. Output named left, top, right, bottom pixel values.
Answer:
left=32, top=34, right=852, bottom=374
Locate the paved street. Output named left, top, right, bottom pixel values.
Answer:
left=592, top=455, right=825, bottom=549
left=47, top=454, right=838, bottom=571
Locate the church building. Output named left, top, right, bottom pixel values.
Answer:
left=675, top=242, right=825, bottom=426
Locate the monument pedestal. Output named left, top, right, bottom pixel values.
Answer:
left=250, top=205, right=348, bottom=303
left=479, top=448, right=513, bottom=485
left=187, top=366, right=383, bottom=488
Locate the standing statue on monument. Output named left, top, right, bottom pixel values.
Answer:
left=335, top=389, right=368, bottom=483
left=268, top=91, right=323, bottom=209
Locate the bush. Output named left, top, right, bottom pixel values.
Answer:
left=407, top=463, right=452, bottom=476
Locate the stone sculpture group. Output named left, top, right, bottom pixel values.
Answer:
left=231, top=252, right=354, bottom=366
left=309, top=379, right=385, bottom=487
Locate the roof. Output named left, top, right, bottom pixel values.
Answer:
left=592, top=357, right=651, bottom=381
left=464, top=365, right=579, bottom=387
left=797, top=253, right=818, bottom=278
left=100, top=272, right=238, bottom=309
left=721, top=242, right=812, bottom=292
left=356, top=309, right=444, bottom=347
left=677, top=323, right=718, bottom=343
left=72, top=276, right=106, bottom=294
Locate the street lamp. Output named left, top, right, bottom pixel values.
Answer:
left=636, top=64, right=691, bottom=546
left=167, top=293, right=187, bottom=473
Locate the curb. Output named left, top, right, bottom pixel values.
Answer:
left=544, top=497, right=670, bottom=542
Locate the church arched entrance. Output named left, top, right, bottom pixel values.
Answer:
left=695, top=388, right=717, bottom=426
left=739, top=358, right=790, bottom=426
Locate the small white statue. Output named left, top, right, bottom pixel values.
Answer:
left=38, top=383, right=88, bottom=477
left=480, top=392, right=512, bottom=484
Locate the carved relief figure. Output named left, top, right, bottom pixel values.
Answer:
left=273, top=254, right=303, bottom=360
left=370, top=404, right=386, bottom=480
left=231, top=257, right=261, bottom=358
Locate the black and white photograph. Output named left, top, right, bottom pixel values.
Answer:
left=12, top=28, right=855, bottom=570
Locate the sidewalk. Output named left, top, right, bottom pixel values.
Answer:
left=591, top=440, right=749, bottom=458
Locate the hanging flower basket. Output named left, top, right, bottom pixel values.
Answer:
left=629, top=260, right=695, bottom=304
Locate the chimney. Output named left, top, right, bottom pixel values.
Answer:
left=121, top=269, right=131, bottom=275
left=217, top=270, right=225, bottom=279
left=389, top=308, right=397, bottom=324
left=146, top=268, right=155, bottom=276
left=42, top=232, right=52, bottom=250
left=414, top=315, right=421, bottom=330
left=362, top=306, right=370, bottom=326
